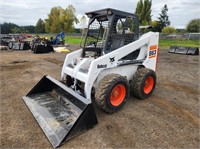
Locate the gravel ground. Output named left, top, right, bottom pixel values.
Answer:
left=0, top=45, right=199, bottom=148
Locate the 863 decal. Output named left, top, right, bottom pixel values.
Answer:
left=149, top=45, right=158, bottom=58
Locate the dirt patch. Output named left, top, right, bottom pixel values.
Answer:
left=0, top=47, right=199, bottom=148
left=43, top=58, right=63, bottom=65
left=10, top=60, right=29, bottom=64
left=0, top=46, right=8, bottom=50
left=150, top=96, right=200, bottom=128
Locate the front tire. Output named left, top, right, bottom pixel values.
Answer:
left=131, top=68, right=156, bottom=99
left=95, top=74, right=130, bottom=113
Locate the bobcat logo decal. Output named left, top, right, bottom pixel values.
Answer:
left=109, top=57, right=115, bottom=63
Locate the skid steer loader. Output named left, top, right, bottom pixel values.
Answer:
left=23, top=8, right=159, bottom=148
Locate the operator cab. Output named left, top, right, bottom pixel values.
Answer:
left=81, top=8, right=139, bottom=58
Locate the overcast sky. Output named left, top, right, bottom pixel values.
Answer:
left=0, top=0, right=199, bottom=29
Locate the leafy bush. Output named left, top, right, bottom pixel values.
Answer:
left=162, top=26, right=176, bottom=33
left=187, top=19, right=200, bottom=33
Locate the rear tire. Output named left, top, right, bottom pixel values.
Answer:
left=95, top=74, right=129, bottom=113
left=131, top=68, right=156, bottom=99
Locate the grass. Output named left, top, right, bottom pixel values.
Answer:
left=65, top=36, right=199, bottom=49
left=159, top=39, right=200, bottom=49
left=33, top=34, right=82, bottom=44
left=36, top=34, right=200, bottom=49
left=65, top=36, right=82, bottom=44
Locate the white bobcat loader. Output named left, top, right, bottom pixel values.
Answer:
left=23, top=8, right=159, bottom=148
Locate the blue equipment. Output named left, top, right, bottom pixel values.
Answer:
left=50, top=32, right=65, bottom=45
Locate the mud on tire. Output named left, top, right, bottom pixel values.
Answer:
left=131, top=68, right=156, bottom=99
left=95, top=74, right=129, bottom=113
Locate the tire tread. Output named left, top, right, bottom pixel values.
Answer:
left=95, top=74, right=129, bottom=113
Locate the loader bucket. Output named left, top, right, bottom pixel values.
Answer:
left=22, top=75, right=98, bottom=148
left=33, top=44, right=54, bottom=53
left=168, top=46, right=199, bottom=55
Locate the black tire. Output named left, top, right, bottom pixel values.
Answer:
left=131, top=68, right=156, bottom=99
left=95, top=74, right=129, bottom=113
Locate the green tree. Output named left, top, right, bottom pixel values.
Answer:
left=11, top=27, right=21, bottom=33
left=176, top=28, right=187, bottom=33
left=45, top=5, right=78, bottom=33
left=23, top=25, right=35, bottom=33
left=0, top=22, right=35, bottom=34
left=1, top=22, right=19, bottom=34
left=186, top=19, right=200, bottom=33
left=45, top=6, right=62, bottom=33
left=60, top=5, right=79, bottom=33
left=157, top=4, right=170, bottom=32
left=21, top=28, right=29, bottom=33
left=150, top=20, right=160, bottom=32
left=35, top=18, right=45, bottom=33
left=135, top=0, right=152, bottom=25
left=162, top=26, right=176, bottom=33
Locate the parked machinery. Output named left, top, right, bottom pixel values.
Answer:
left=31, top=36, right=54, bottom=54
left=50, top=32, right=65, bottom=45
left=23, top=8, right=159, bottom=148
left=7, top=35, right=31, bottom=50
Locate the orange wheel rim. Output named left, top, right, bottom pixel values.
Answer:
left=110, top=84, right=126, bottom=106
left=144, top=76, right=154, bottom=94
